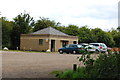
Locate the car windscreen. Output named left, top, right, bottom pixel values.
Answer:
left=77, top=45, right=83, bottom=48
left=85, top=45, right=93, bottom=48
left=82, top=45, right=88, bottom=47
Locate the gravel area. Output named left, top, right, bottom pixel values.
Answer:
left=2, top=51, right=84, bottom=78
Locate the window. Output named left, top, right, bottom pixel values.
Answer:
left=69, top=45, right=77, bottom=48
left=39, top=39, right=43, bottom=45
left=73, top=41, right=77, bottom=44
left=62, top=41, right=68, bottom=47
left=69, top=45, right=73, bottom=48
left=73, top=45, right=77, bottom=48
left=65, top=45, right=69, bottom=48
left=91, top=44, right=99, bottom=46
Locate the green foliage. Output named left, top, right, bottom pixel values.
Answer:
left=117, top=26, right=120, bottom=32
left=113, top=32, right=120, bottom=47
left=33, top=17, right=60, bottom=32
left=54, top=26, right=67, bottom=33
left=55, top=68, right=89, bottom=79
left=91, top=28, right=115, bottom=47
left=80, top=51, right=120, bottom=78
left=55, top=51, right=120, bottom=79
left=79, top=50, right=87, bottom=54
left=1, top=17, right=13, bottom=48
left=13, top=12, right=34, bottom=34
left=65, top=25, right=79, bottom=36
left=58, top=70, right=73, bottom=78
left=11, top=11, right=34, bottom=49
left=109, top=29, right=120, bottom=47
left=79, top=51, right=94, bottom=69
left=92, top=53, right=119, bottom=78
left=78, top=26, right=94, bottom=43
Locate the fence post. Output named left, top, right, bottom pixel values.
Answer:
left=73, top=64, right=77, bottom=71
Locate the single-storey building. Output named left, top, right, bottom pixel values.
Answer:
left=20, top=27, right=78, bottom=52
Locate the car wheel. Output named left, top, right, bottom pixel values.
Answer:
left=72, top=50, right=77, bottom=54
left=66, top=52, right=69, bottom=54
left=59, top=50, right=63, bottom=54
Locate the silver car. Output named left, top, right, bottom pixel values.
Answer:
left=85, top=43, right=108, bottom=52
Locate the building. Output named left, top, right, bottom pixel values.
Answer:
left=20, top=27, right=78, bottom=52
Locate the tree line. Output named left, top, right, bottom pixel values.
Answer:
left=1, top=12, right=120, bottom=50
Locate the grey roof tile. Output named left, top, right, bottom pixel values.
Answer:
left=31, top=27, right=69, bottom=36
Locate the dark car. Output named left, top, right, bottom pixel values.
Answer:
left=58, top=44, right=84, bottom=54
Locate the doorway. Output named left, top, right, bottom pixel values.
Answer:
left=51, top=40, right=55, bottom=52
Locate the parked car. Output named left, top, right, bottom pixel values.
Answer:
left=79, top=43, right=88, bottom=47
left=86, top=43, right=108, bottom=52
left=85, top=44, right=96, bottom=52
left=58, top=44, right=84, bottom=54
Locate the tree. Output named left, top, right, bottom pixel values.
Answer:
left=78, top=26, right=94, bottom=43
left=110, top=29, right=120, bottom=47
left=11, top=12, right=34, bottom=49
left=1, top=17, right=13, bottom=48
left=65, top=25, right=79, bottom=36
left=91, top=28, right=115, bottom=47
left=117, top=26, right=120, bottom=32
left=113, top=32, right=120, bottom=47
left=33, top=17, right=60, bottom=31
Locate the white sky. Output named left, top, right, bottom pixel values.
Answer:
left=0, top=0, right=119, bottom=31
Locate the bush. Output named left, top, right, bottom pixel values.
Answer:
left=92, top=52, right=120, bottom=78
left=55, top=51, right=120, bottom=79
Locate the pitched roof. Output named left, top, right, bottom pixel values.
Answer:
left=31, top=27, right=69, bottom=36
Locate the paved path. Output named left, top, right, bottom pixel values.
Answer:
left=2, top=51, right=83, bottom=78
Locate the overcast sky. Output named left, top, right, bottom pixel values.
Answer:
left=0, top=0, right=119, bottom=31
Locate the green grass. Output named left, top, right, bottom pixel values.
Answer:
left=51, top=68, right=89, bottom=79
